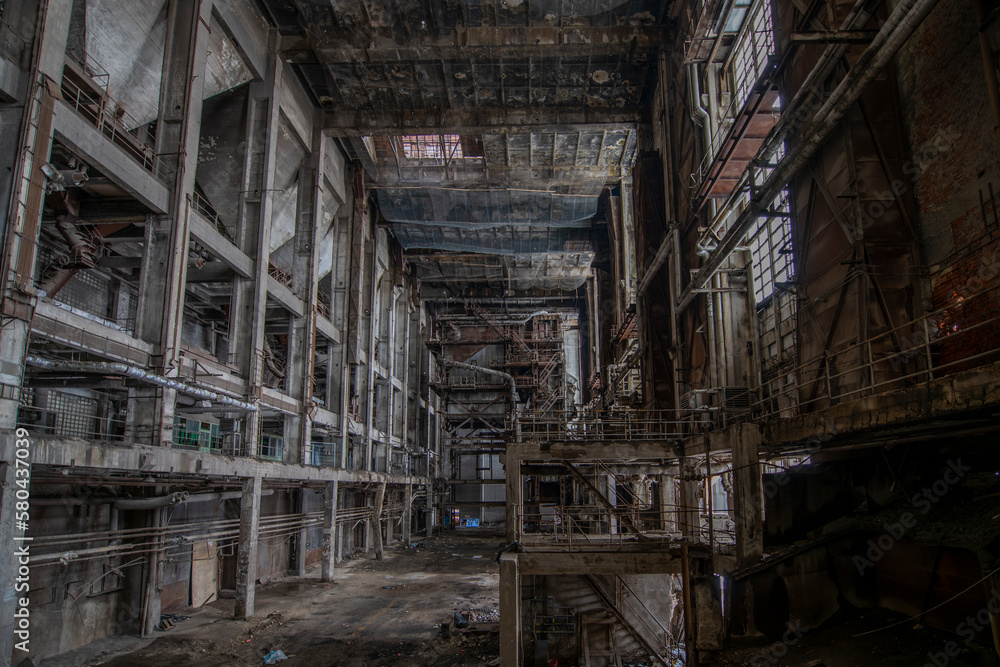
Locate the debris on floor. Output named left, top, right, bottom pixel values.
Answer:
left=91, top=534, right=501, bottom=667
left=262, top=649, right=287, bottom=664
left=155, top=614, right=189, bottom=631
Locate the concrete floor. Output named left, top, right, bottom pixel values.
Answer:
left=39, top=532, right=503, bottom=667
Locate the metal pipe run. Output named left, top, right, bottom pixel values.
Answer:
left=24, top=355, right=258, bottom=411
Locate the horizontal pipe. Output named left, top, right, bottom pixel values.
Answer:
left=24, top=355, right=258, bottom=412
left=112, top=491, right=189, bottom=510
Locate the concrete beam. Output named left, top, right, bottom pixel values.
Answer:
left=31, top=298, right=153, bottom=366
left=267, top=276, right=306, bottom=318
left=260, top=386, right=302, bottom=416
left=189, top=208, right=254, bottom=277
left=516, top=551, right=682, bottom=575
left=315, top=314, right=340, bottom=344
left=213, top=0, right=268, bottom=79
left=506, top=440, right=677, bottom=463
left=287, top=26, right=667, bottom=62
left=312, top=405, right=339, bottom=428
left=323, top=112, right=640, bottom=137
left=1, top=433, right=426, bottom=486
left=234, top=475, right=262, bottom=619
left=52, top=101, right=170, bottom=213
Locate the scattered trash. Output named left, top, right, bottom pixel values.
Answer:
left=472, top=555, right=483, bottom=559
left=454, top=611, right=469, bottom=628
left=382, top=586, right=395, bottom=589
left=156, top=613, right=189, bottom=631
left=263, top=650, right=287, bottom=664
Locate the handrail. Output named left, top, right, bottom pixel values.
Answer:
left=753, top=280, right=1000, bottom=420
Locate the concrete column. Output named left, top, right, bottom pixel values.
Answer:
left=287, top=133, right=323, bottom=465
left=290, top=490, right=307, bottom=576
left=130, top=0, right=214, bottom=447
left=141, top=505, right=165, bottom=637
left=679, top=460, right=702, bottom=541
left=0, top=46, right=59, bottom=429
left=402, top=484, right=412, bottom=544
left=234, top=476, right=262, bottom=619
left=373, top=481, right=386, bottom=559
left=733, top=423, right=763, bottom=566
left=659, top=474, right=674, bottom=533
left=321, top=480, right=339, bottom=581
left=499, top=553, right=522, bottom=667
left=36, top=0, right=73, bottom=81
left=228, top=46, right=281, bottom=457
left=425, top=482, right=434, bottom=538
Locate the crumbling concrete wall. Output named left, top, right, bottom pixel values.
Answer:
left=29, top=494, right=124, bottom=660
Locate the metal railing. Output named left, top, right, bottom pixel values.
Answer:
left=512, top=409, right=706, bottom=442
left=588, top=573, right=684, bottom=664
left=517, top=503, right=735, bottom=552
left=753, top=281, right=1000, bottom=421
left=60, top=62, right=175, bottom=182
left=267, top=262, right=294, bottom=289
left=189, top=191, right=237, bottom=243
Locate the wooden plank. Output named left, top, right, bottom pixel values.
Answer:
left=190, top=539, right=218, bottom=607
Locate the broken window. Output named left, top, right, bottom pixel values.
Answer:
left=748, top=190, right=793, bottom=306
left=729, top=0, right=775, bottom=111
